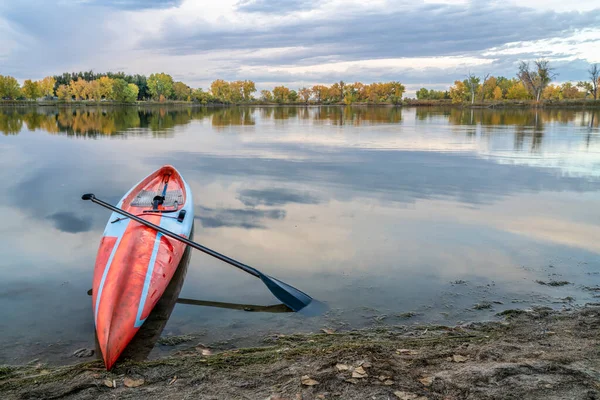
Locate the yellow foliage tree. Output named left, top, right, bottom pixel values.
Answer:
left=272, top=86, right=291, bottom=103
left=38, top=77, right=56, bottom=98
left=506, top=82, right=530, bottom=100
left=492, top=86, right=503, bottom=100
left=542, top=84, right=561, bottom=100
left=98, top=76, right=114, bottom=100
left=311, top=85, right=328, bottom=103
left=69, top=80, right=88, bottom=100
left=449, top=80, right=468, bottom=103
left=210, top=79, right=231, bottom=102
left=56, top=84, right=70, bottom=101
left=298, top=87, right=312, bottom=103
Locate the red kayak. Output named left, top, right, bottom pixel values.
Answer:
left=91, top=165, right=194, bottom=370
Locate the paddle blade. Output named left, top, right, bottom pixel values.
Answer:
left=259, top=274, right=312, bottom=312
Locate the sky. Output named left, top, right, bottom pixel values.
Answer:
left=0, top=0, right=599, bottom=97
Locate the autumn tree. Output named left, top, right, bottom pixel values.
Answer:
left=148, top=73, right=174, bottom=100
left=242, top=80, right=256, bottom=101
left=542, top=84, right=561, bottom=100
left=260, top=89, right=273, bottom=102
left=479, top=74, right=493, bottom=102
left=0, top=75, right=22, bottom=99
left=69, top=79, right=88, bottom=100
left=560, top=82, right=582, bottom=99
left=449, top=80, right=468, bottom=103
left=312, top=85, right=328, bottom=103
left=38, top=76, right=56, bottom=98
left=210, top=79, right=231, bottom=102
left=22, top=80, right=41, bottom=100
left=492, top=86, right=503, bottom=100
left=56, top=84, right=70, bottom=101
left=98, top=76, right=114, bottom=99
left=85, top=80, right=102, bottom=101
left=506, top=82, right=530, bottom=100
left=272, top=86, right=291, bottom=103
left=388, top=81, right=405, bottom=104
left=518, top=60, right=555, bottom=101
left=298, top=87, right=312, bottom=103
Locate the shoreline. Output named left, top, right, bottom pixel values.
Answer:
left=2, top=306, right=599, bottom=399
left=1, top=100, right=600, bottom=109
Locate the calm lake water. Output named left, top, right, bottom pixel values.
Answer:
left=1, top=105, right=599, bottom=365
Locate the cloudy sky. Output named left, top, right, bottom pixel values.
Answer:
left=0, top=0, right=599, bottom=96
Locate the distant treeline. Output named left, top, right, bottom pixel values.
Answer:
left=0, top=60, right=598, bottom=104
left=0, top=72, right=405, bottom=105
left=419, top=61, right=599, bottom=103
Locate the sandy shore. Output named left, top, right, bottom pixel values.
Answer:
left=1, top=306, right=599, bottom=400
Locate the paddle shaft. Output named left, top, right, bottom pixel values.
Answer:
left=82, top=194, right=261, bottom=279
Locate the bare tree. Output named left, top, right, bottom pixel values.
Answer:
left=479, top=73, right=490, bottom=103
left=465, top=73, right=480, bottom=104
left=518, top=60, right=556, bottom=101
left=589, top=64, right=599, bottom=100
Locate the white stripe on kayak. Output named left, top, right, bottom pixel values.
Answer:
left=134, top=232, right=163, bottom=328
left=94, top=233, right=124, bottom=327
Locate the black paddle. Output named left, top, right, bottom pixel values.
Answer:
left=82, top=193, right=313, bottom=312
left=87, top=289, right=292, bottom=313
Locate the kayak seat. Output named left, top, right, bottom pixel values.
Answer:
left=131, top=189, right=184, bottom=208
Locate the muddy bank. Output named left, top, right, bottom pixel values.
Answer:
left=1, top=306, right=600, bottom=400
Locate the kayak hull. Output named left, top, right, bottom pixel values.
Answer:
left=91, top=165, right=194, bottom=370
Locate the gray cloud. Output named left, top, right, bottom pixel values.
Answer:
left=237, top=188, right=321, bottom=207
left=1, top=0, right=599, bottom=87
left=195, top=206, right=286, bottom=229
left=46, top=212, right=92, bottom=233
left=149, top=3, right=600, bottom=61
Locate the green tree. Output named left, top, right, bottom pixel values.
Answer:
left=173, top=81, right=191, bottom=101
left=147, top=73, right=174, bottom=100
left=0, top=75, right=22, bottom=99
left=416, top=88, right=429, bottom=100
left=22, top=79, right=42, bottom=100
left=288, top=90, right=298, bottom=102
left=123, top=83, right=139, bottom=103
left=192, top=88, right=214, bottom=104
